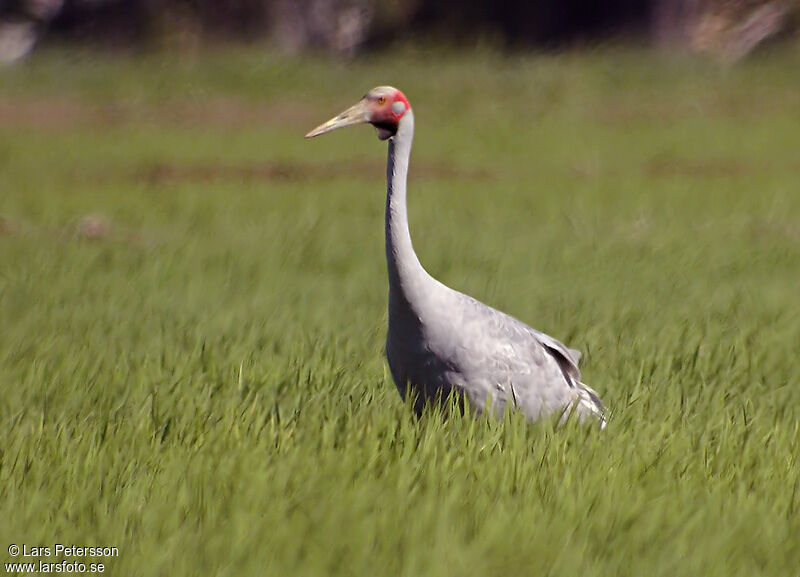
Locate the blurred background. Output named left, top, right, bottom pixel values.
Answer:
left=0, top=0, right=798, bottom=62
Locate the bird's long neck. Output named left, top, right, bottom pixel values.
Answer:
left=385, top=109, right=431, bottom=308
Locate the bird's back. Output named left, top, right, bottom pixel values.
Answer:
left=386, top=284, right=605, bottom=425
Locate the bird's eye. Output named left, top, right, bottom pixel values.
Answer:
left=377, top=97, right=386, bottom=105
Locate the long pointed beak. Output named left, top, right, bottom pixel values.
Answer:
left=305, top=101, right=369, bottom=138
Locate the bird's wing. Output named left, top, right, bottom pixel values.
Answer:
left=451, top=292, right=582, bottom=382
left=435, top=290, right=608, bottom=423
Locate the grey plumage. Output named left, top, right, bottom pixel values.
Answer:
left=307, top=86, right=606, bottom=427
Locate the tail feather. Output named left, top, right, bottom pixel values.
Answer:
left=563, top=381, right=607, bottom=429
left=578, top=381, right=607, bottom=428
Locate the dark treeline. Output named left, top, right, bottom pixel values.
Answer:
left=0, top=0, right=795, bottom=58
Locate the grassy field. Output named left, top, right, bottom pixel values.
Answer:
left=1, top=46, right=799, bottom=576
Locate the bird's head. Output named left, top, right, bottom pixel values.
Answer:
left=305, top=86, right=411, bottom=141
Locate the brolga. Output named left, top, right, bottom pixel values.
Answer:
left=306, top=86, right=606, bottom=427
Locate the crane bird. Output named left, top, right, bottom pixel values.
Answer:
left=306, top=86, right=606, bottom=427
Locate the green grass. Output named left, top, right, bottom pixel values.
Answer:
left=1, top=45, right=799, bottom=576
